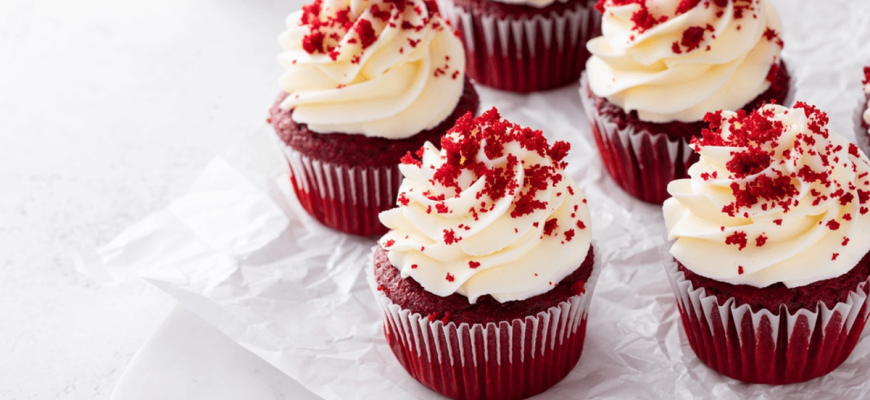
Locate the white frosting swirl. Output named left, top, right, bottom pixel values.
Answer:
left=378, top=110, right=592, bottom=303
left=664, top=103, right=870, bottom=288
left=277, top=0, right=465, bottom=138
left=586, top=0, right=784, bottom=123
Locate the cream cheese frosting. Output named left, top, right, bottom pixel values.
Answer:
left=378, top=109, right=592, bottom=303
left=586, top=0, right=784, bottom=123
left=277, top=0, right=465, bottom=138
left=664, top=103, right=870, bottom=288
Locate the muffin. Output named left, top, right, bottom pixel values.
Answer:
left=663, top=102, right=870, bottom=384
left=368, top=108, right=599, bottom=399
left=269, top=0, right=480, bottom=236
left=437, top=0, right=600, bottom=92
left=581, top=0, right=791, bottom=204
left=855, top=66, right=870, bottom=156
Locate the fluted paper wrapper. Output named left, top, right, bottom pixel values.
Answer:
left=277, top=142, right=400, bottom=236
left=664, top=257, right=870, bottom=384
left=437, top=0, right=598, bottom=92
left=79, top=2, right=870, bottom=398
left=579, top=74, right=696, bottom=205
left=366, top=248, right=600, bottom=400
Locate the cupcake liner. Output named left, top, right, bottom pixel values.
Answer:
left=853, top=93, right=870, bottom=157
left=438, top=0, right=599, bottom=92
left=366, top=248, right=600, bottom=400
left=278, top=143, right=401, bottom=236
left=664, top=257, right=870, bottom=384
left=579, top=74, right=696, bottom=204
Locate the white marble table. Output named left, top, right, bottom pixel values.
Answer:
left=0, top=0, right=311, bottom=397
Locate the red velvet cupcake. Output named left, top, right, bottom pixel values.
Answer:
left=369, top=109, right=599, bottom=399
left=855, top=66, right=870, bottom=157
left=270, top=0, right=480, bottom=235
left=581, top=0, right=790, bottom=204
left=663, top=103, right=870, bottom=384
left=437, top=0, right=600, bottom=92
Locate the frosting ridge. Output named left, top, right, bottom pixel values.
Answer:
left=664, top=103, right=870, bottom=288
left=378, top=109, right=592, bottom=303
left=278, top=0, right=465, bottom=138
left=586, top=0, right=785, bottom=123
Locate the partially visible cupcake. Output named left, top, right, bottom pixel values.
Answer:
left=269, top=0, right=480, bottom=236
left=663, top=102, right=870, bottom=384
left=581, top=0, right=790, bottom=204
left=437, top=0, right=600, bottom=92
left=855, top=67, right=870, bottom=156
left=369, top=108, right=598, bottom=399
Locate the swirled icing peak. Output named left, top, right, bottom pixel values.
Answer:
left=664, top=102, right=870, bottom=288
left=277, top=0, right=465, bottom=138
left=378, top=108, right=592, bottom=303
left=586, top=0, right=784, bottom=123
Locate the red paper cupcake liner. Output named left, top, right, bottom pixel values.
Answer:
left=438, top=0, right=599, bottom=93
left=664, top=257, right=870, bottom=384
left=367, top=252, right=601, bottom=400
left=279, top=144, right=401, bottom=236
left=854, top=93, right=870, bottom=157
left=579, top=74, right=696, bottom=204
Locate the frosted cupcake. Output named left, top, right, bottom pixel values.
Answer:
left=581, top=0, right=790, bottom=204
left=369, top=108, right=599, bottom=399
left=437, top=0, right=600, bottom=92
left=269, top=0, right=480, bottom=236
left=663, top=102, right=870, bottom=384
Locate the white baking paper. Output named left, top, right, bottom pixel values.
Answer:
left=80, top=1, right=870, bottom=398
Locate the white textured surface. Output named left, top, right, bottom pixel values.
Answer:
left=0, top=0, right=303, bottom=398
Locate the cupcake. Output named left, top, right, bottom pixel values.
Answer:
left=855, top=66, right=870, bottom=156
left=581, top=0, right=791, bottom=204
left=663, top=102, right=870, bottom=384
left=269, top=0, right=480, bottom=236
left=368, top=108, right=598, bottom=399
left=437, top=0, right=600, bottom=92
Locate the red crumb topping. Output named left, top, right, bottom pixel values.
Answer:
left=543, top=218, right=559, bottom=236
left=577, top=220, right=586, bottom=230
left=384, top=239, right=395, bottom=247
left=468, top=261, right=480, bottom=269
left=402, top=108, right=574, bottom=224
left=864, top=67, right=870, bottom=86
left=411, top=264, right=418, bottom=269
left=443, top=229, right=460, bottom=244
left=843, top=237, right=850, bottom=246
left=564, top=229, right=575, bottom=242
left=773, top=219, right=782, bottom=225
left=679, top=26, right=706, bottom=52
left=725, top=231, right=748, bottom=251
left=832, top=253, right=840, bottom=261
left=826, top=219, right=841, bottom=230
left=738, top=265, right=744, bottom=275
left=675, top=0, right=701, bottom=15
left=755, top=234, right=767, bottom=247
left=445, top=273, right=454, bottom=282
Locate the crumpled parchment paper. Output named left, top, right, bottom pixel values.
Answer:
left=80, top=1, right=870, bottom=398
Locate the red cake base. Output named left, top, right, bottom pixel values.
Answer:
left=268, top=79, right=479, bottom=236
left=580, top=63, right=791, bottom=204
left=665, top=253, right=870, bottom=384
left=438, top=0, right=599, bottom=93
left=370, top=246, right=597, bottom=400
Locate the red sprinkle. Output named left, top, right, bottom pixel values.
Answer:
left=725, top=231, right=748, bottom=251
left=738, top=265, right=744, bottom=275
